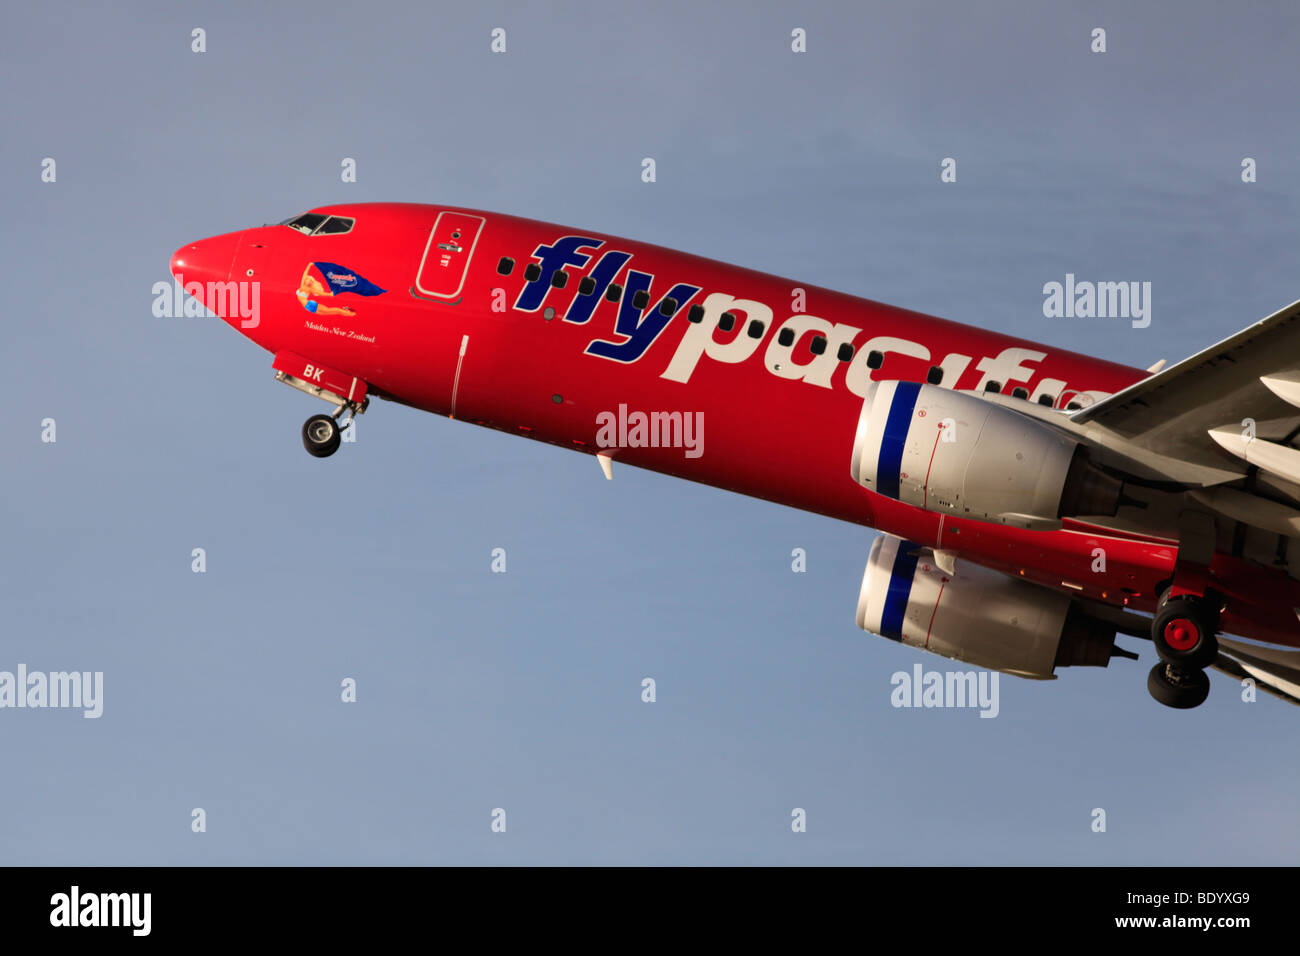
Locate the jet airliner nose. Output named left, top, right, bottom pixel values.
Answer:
left=170, top=230, right=247, bottom=318
left=170, top=230, right=245, bottom=288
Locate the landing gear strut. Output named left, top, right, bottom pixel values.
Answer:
left=1146, top=589, right=1220, bottom=709
left=301, top=401, right=360, bottom=459
left=272, top=357, right=370, bottom=459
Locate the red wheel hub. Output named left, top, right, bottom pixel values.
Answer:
left=1163, top=618, right=1200, bottom=651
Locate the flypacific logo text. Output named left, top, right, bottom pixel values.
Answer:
left=516, top=235, right=1112, bottom=409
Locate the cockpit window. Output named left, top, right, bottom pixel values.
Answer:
left=314, top=216, right=355, bottom=235
left=279, top=213, right=355, bottom=236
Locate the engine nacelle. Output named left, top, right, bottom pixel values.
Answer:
left=850, top=380, right=1123, bottom=530
left=856, top=535, right=1117, bottom=679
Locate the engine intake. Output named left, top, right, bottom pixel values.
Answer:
left=857, top=535, right=1118, bottom=679
left=850, top=380, right=1123, bottom=530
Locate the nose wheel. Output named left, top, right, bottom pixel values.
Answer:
left=301, top=401, right=360, bottom=459
left=302, top=414, right=341, bottom=457
left=1147, top=590, right=1219, bottom=708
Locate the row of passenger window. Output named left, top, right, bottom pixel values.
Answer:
left=498, top=255, right=1078, bottom=409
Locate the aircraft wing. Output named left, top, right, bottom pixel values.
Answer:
left=1213, top=638, right=1300, bottom=706
left=1068, top=298, right=1300, bottom=487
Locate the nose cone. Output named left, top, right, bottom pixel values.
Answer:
left=170, top=230, right=245, bottom=312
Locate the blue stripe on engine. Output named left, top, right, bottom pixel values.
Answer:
left=880, top=541, right=920, bottom=641
left=875, top=381, right=921, bottom=501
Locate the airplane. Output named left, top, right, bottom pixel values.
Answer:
left=171, top=202, right=1300, bottom=710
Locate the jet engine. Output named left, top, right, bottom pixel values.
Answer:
left=850, top=380, right=1124, bottom=530
left=856, top=535, right=1119, bottom=679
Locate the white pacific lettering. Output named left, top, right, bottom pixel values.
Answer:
left=661, top=293, right=772, bottom=383
left=764, top=315, right=861, bottom=388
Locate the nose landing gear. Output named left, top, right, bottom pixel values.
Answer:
left=302, top=413, right=341, bottom=458
left=271, top=352, right=370, bottom=459
left=301, top=400, right=361, bottom=459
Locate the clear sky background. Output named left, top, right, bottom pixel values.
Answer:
left=2, top=1, right=1298, bottom=864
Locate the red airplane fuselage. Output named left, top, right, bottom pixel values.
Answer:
left=171, top=202, right=1300, bottom=648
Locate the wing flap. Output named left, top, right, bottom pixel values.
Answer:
left=1061, top=299, right=1300, bottom=493
left=1213, top=637, right=1300, bottom=706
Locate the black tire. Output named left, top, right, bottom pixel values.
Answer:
left=302, top=414, right=341, bottom=458
left=1151, top=593, right=1219, bottom=669
left=1147, top=662, right=1210, bottom=709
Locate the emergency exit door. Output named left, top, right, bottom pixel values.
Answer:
left=415, top=211, right=486, bottom=300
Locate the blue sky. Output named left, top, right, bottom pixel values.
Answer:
left=2, top=1, right=1298, bottom=864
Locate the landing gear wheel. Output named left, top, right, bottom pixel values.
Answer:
left=1147, top=662, right=1211, bottom=709
left=302, top=414, right=341, bottom=458
left=1151, top=593, right=1219, bottom=670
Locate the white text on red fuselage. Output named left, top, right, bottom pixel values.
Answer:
left=513, top=234, right=1112, bottom=408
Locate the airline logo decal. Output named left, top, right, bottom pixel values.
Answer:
left=515, top=235, right=1111, bottom=408
left=296, top=261, right=387, bottom=317
left=312, top=261, right=386, bottom=296
left=514, top=235, right=700, bottom=364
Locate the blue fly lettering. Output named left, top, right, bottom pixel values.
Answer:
left=585, top=271, right=701, bottom=363
left=514, top=235, right=603, bottom=312
left=563, top=250, right=632, bottom=325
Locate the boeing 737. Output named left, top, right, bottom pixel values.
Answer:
left=171, top=202, right=1300, bottom=709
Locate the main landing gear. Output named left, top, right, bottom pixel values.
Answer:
left=1146, top=589, right=1220, bottom=709
left=301, top=401, right=360, bottom=459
